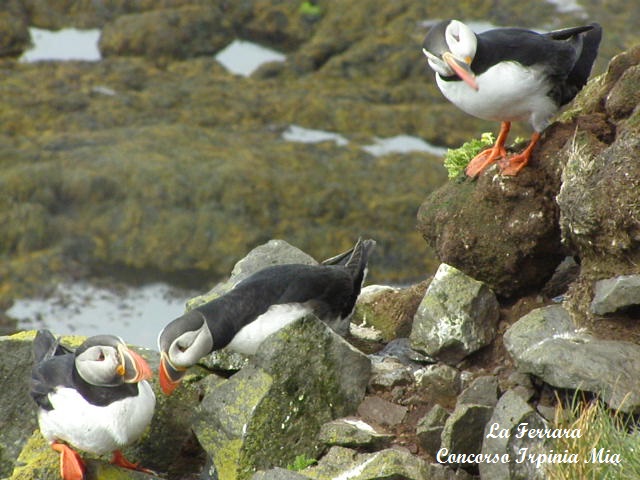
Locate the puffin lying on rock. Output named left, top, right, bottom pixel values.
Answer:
left=158, top=238, right=375, bottom=394
left=30, top=330, right=155, bottom=480
left=422, top=19, right=602, bottom=176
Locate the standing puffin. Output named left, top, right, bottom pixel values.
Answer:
left=158, top=238, right=375, bottom=394
left=30, top=330, right=155, bottom=480
left=422, top=19, right=602, bottom=176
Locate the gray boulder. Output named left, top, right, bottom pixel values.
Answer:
left=301, top=446, right=456, bottom=480
left=591, top=274, right=640, bottom=315
left=456, top=375, right=499, bottom=407
left=440, top=403, right=494, bottom=471
left=479, top=390, right=547, bottom=480
left=251, top=468, right=310, bottom=480
left=504, top=305, right=640, bottom=413
left=410, top=264, right=499, bottom=365
left=416, top=404, right=450, bottom=457
left=318, top=418, right=392, bottom=449
left=414, top=363, right=462, bottom=405
left=0, top=331, right=40, bottom=477
left=193, top=315, right=371, bottom=480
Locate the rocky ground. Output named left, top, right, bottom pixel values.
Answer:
left=1, top=1, right=639, bottom=480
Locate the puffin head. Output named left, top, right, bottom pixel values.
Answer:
left=157, top=310, right=213, bottom=395
left=422, top=19, right=479, bottom=90
left=74, top=335, right=153, bottom=386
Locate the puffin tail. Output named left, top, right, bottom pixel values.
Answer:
left=569, top=23, right=602, bottom=90
left=33, top=329, right=70, bottom=362
left=344, top=238, right=376, bottom=291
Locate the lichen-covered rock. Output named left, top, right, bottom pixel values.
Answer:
left=351, top=281, right=429, bottom=342
left=413, top=364, right=462, bottom=406
left=479, top=390, right=547, bottom=480
left=318, top=418, right=392, bottom=450
left=416, top=404, right=450, bottom=457
left=9, top=431, right=163, bottom=480
left=440, top=403, right=494, bottom=472
left=301, top=446, right=450, bottom=480
left=590, top=274, right=640, bottom=315
left=504, top=305, right=640, bottom=413
left=456, top=375, right=499, bottom=407
left=410, top=264, right=499, bottom=364
left=0, top=331, right=40, bottom=477
left=193, top=315, right=371, bottom=480
left=99, top=6, right=231, bottom=60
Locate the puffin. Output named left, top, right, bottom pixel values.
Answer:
left=158, top=238, right=375, bottom=394
left=30, top=330, right=155, bottom=480
left=422, top=19, right=602, bottom=176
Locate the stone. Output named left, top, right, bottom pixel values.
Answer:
left=99, top=6, right=231, bottom=60
left=357, top=396, right=407, bottom=428
left=0, top=331, right=39, bottom=477
left=0, top=11, right=30, bottom=57
left=9, top=431, right=163, bottom=480
left=479, top=390, right=547, bottom=480
left=416, top=404, right=450, bottom=456
left=301, top=446, right=450, bottom=480
left=368, top=356, right=414, bottom=391
left=590, top=274, right=640, bottom=315
left=456, top=375, right=499, bottom=407
left=410, top=264, right=500, bottom=365
left=318, top=418, right=392, bottom=449
left=251, top=468, right=309, bottom=480
left=193, top=315, right=371, bottom=480
left=373, top=337, right=436, bottom=367
left=440, top=403, right=495, bottom=471
left=504, top=305, right=640, bottom=413
left=414, top=364, right=462, bottom=406
left=351, top=280, right=429, bottom=342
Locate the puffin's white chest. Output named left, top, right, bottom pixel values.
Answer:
left=226, top=303, right=312, bottom=355
left=38, top=381, right=155, bottom=455
left=436, top=62, right=558, bottom=131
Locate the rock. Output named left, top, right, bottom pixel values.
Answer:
left=416, top=404, right=450, bottom=457
left=590, top=274, right=640, bottom=315
left=0, top=11, right=30, bottom=57
left=479, top=390, right=547, bottom=480
left=357, top=395, right=407, bottom=428
left=251, top=468, right=309, bottom=480
left=416, top=159, right=565, bottom=298
left=410, top=264, right=500, bottom=365
left=193, top=315, right=371, bottom=480
left=301, top=446, right=452, bottom=480
left=368, top=356, right=414, bottom=391
left=440, top=403, right=494, bottom=471
left=318, top=418, right=392, bottom=450
left=413, top=364, right=462, bottom=406
left=0, top=331, right=39, bottom=477
left=373, top=337, right=436, bottom=367
left=351, top=280, right=429, bottom=342
left=456, top=375, right=499, bottom=407
left=504, top=305, right=640, bottom=413
left=99, top=6, right=231, bottom=60
left=9, top=430, right=163, bottom=480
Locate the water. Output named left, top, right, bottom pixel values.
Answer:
left=362, top=135, right=446, bottom=157
left=215, top=39, right=286, bottom=76
left=8, top=282, right=194, bottom=350
left=282, top=124, right=349, bottom=146
left=20, top=27, right=101, bottom=62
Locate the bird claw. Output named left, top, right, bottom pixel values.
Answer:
left=52, top=442, right=86, bottom=480
left=111, top=450, right=157, bottom=475
left=465, top=146, right=507, bottom=177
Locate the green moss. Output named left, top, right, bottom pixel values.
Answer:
left=443, top=132, right=495, bottom=179
left=10, top=431, right=60, bottom=480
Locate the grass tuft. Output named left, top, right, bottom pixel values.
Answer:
left=546, top=394, right=640, bottom=480
left=443, top=132, right=495, bottom=179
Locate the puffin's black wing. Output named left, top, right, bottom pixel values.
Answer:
left=31, top=330, right=75, bottom=410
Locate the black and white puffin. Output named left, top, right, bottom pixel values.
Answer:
left=158, top=238, right=375, bottom=394
left=422, top=19, right=602, bottom=176
left=30, top=330, right=155, bottom=480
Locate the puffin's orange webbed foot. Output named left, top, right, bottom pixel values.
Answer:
left=465, top=121, right=511, bottom=178
left=52, top=442, right=85, bottom=480
left=111, top=450, right=156, bottom=475
left=498, top=132, right=541, bottom=176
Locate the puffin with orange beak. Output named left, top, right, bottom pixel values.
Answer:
left=30, top=330, right=155, bottom=480
left=422, top=19, right=601, bottom=177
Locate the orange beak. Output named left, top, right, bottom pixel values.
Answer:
left=159, top=352, right=186, bottom=395
left=118, top=345, right=153, bottom=383
left=442, top=52, right=479, bottom=91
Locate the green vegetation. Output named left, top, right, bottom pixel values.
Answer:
left=299, top=1, right=322, bottom=18
left=443, top=132, right=495, bottom=179
left=287, top=453, right=318, bottom=471
left=546, top=396, right=640, bottom=480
